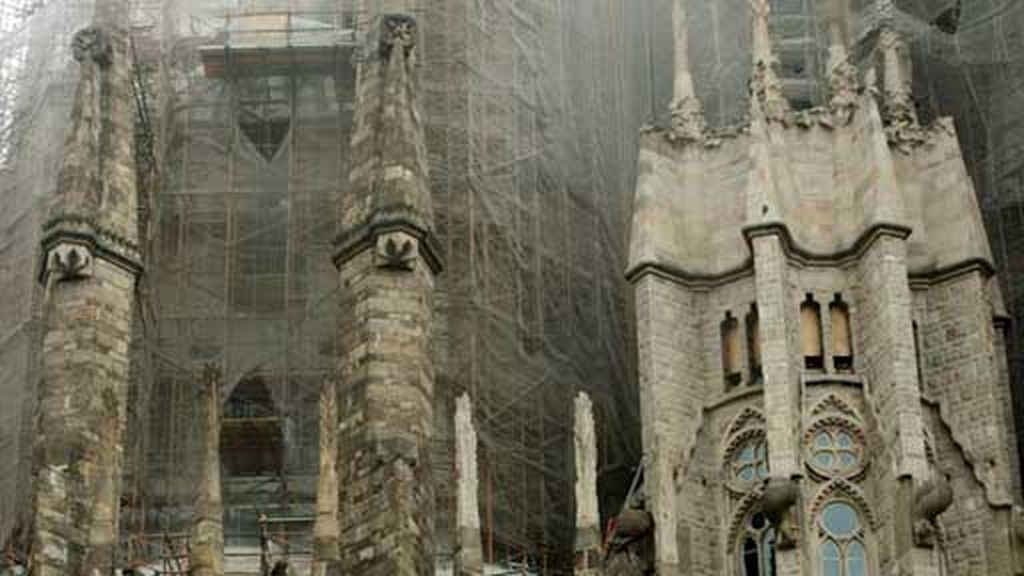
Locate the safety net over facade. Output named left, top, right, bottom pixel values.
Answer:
left=1, top=0, right=1023, bottom=573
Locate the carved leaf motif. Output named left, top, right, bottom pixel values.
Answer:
left=378, top=235, right=416, bottom=270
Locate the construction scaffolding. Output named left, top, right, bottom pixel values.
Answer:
left=3, top=0, right=1024, bottom=573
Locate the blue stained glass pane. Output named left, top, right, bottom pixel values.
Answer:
left=815, top=451, right=834, bottom=467
left=756, top=444, right=766, bottom=459
left=822, top=503, right=859, bottom=536
left=740, top=446, right=755, bottom=462
left=756, top=463, right=768, bottom=479
left=836, top=432, right=853, bottom=448
left=739, top=466, right=755, bottom=481
left=820, top=540, right=841, bottom=576
left=815, top=432, right=831, bottom=448
left=839, top=451, right=858, bottom=468
left=847, top=541, right=866, bottom=576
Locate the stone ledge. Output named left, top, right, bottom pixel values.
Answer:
left=332, top=211, right=443, bottom=274
left=705, top=384, right=764, bottom=413
left=38, top=216, right=143, bottom=283
left=801, top=373, right=864, bottom=388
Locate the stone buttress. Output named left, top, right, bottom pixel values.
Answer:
left=332, top=13, right=442, bottom=576
left=27, top=0, right=142, bottom=573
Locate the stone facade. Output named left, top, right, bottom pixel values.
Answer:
left=27, top=1, right=142, bottom=573
left=626, top=1, right=1021, bottom=575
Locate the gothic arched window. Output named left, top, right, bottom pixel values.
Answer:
left=739, top=512, right=776, bottom=576
left=818, top=502, right=867, bottom=576
left=733, top=437, right=769, bottom=483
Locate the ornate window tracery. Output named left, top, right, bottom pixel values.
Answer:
left=817, top=502, right=867, bottom=576
left=811, top=429, right=860, bottom=473
left=733, top=437, right=769, bottom=484
left=739, top=511, right=776, bottom=576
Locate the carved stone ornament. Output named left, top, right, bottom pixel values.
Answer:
left=913, top=475, right=953, bottom=548
left=751, top=61, right=792, bottom=126
left=828, top=58, right=859, bottom=126
left=72, top=27, right=113, bottom=67
left=762, top=475, right=801, bottom=549
left=668, top=96, right=706, bottom=144
left=375, top=231, right=418, bottom=271
left=45, top=243, right=94, bottom=283
left=380, top=14, right=417, bottom=58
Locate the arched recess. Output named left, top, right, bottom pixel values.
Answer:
left=809, top=480, right=879, bottom=576
left=727, top=493, right=777, bottom=576
left=801, top=294, right=824, bottom=370
left=221, top=374, right=285, bottom=477
left=829, top=295, right=854, bottom=372
left=722, top=311, right=743, bottom=388
left=746, top=304, right=763, bottom=384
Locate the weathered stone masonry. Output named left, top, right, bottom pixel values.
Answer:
left=625, top=0, right=1022, bottom=574
left=28, top=0, right=142, bottom=573
left=332, top=13, right=442, bottom=576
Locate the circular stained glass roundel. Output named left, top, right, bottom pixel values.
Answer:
left=821, top=502, right=859, bottom=537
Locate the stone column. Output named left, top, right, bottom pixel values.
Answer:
left=190, top=365, right=224, bottom=576
left=28, top=0, right=141, bottom=572
left=574, top=392, right=603, bottom=575
left=333, top=13, right=442, bottom=576
left=749, top=232, right=803, bottom=576
left=454, top=393, right=482, bottom=576
left=313, top=378, right=340, bottom=576
left=854, top=234, right=931, bottom=575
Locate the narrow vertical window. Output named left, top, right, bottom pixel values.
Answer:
left=912, top=320, right=923, bottom=385
left=801, top=294, right=824, bottom=370
left=739, top=512, right=776, bottom=576
left=746, top=304, right=762, bottom=384
left=830, top=294, right=853, bottom=372
left=722, top=311, right=742, bottom=388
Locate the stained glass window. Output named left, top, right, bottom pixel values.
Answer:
left=811, top=429, right=861, bottom=475
left=735, top=438, right=769, bottom=483
left=818, top=502, right=867, bottom=576
left=739, top=512, right=776, bottom=576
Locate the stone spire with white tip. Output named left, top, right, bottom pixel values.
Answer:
left=749, top=0, right=791, bottom=124
left=668, top=0, right=705, bottom=143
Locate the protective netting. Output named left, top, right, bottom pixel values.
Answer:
left=2, top=0, right=1023, bottom=572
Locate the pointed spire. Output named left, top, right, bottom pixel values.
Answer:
left=749, top=0, right=791, bottom=124
left=668, top=0, right=705, bottom=143
left=825, top=6, right=858, bottom=125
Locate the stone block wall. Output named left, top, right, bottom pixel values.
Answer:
left=633, top=273, right=705, bottom=575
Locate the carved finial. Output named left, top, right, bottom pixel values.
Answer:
left=668, top=0, right=705, bottom=144
left=879, top=26, right=925, bottom=150
left=826, top=15, right=858, bottom=125
left=749, top=0, right=791, bottom=124
left=380, top=13, right=417, bottom=58
left=72, top=27, right=112, bottom=67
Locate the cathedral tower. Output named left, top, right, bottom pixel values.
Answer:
left=628, top=0, right=1022, bottom=573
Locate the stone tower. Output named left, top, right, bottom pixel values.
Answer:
left=627, top=0, right=1022, bottom=574
left=332, top=13, right=442, bottom=576
left=27, top=0, right=142, bottom=573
